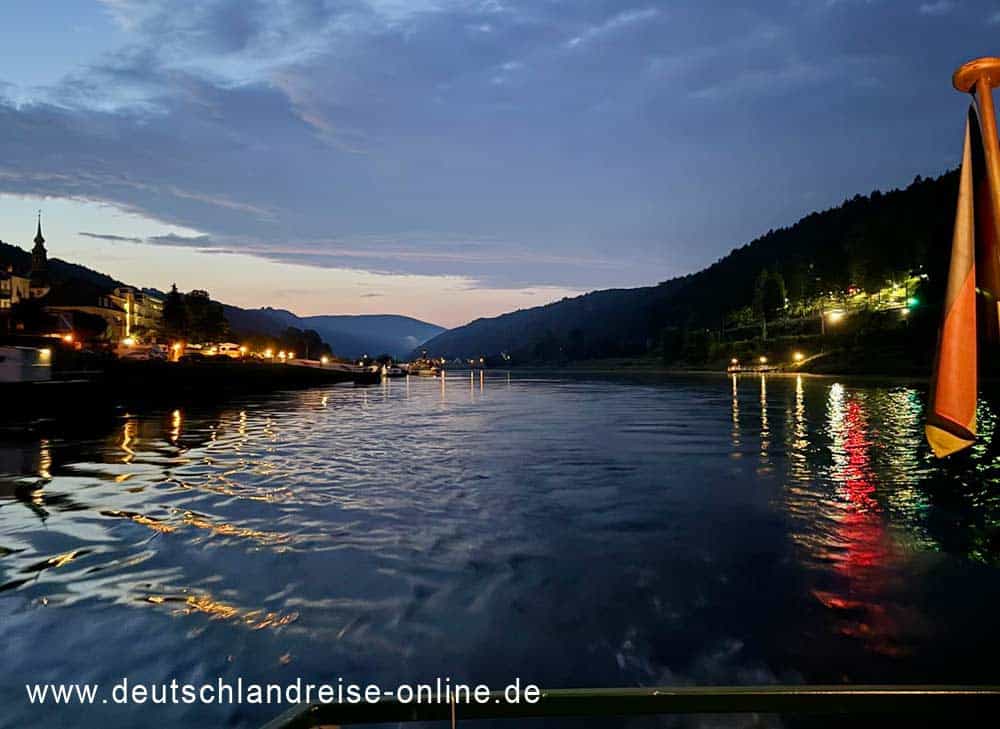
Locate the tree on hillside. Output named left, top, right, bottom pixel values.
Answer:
left=753, top=269, right=786, bottom=322
left=681, top=326, right=714, bottom=364
left=162, top=284, right=187, bottom=340
left=783, top=263, right=808, bottom=308
left=660, top=326, right=682, bottom=364
left=161, top=285, right=227, bottom=342
left=185, top=290, right=227, bottom=342
left=278, top=327, right=332, bottom=359
left=725, top=305, right=756, bottom=329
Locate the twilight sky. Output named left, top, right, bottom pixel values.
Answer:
left=0, top=1, right=998, bottom=327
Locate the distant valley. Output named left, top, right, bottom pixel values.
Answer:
left=223, top=306, right=445, bottom=359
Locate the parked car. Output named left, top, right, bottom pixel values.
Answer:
left=118, top=344, right=168, bottom=361
left=215, top=343, right=245, bottom=359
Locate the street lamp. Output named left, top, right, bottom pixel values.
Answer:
left=793, top=351, right=804, bottom=363
left=759, top=356, right=768, bottom=364
left=821, top=309, right=844, bottom=336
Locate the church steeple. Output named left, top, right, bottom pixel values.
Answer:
left=29, top=211, right=50, bottom=297
left=34, top=212, right=45, bottom=246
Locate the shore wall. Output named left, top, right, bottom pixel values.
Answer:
left=2, top=360, right=378, bottom=420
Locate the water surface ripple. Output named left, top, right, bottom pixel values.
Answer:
left=3, top=373, right=1000, bottom=728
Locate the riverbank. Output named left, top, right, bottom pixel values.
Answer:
left=3, top=359, right=379, bottom=419
left=509, top=344, right=935, bottom=381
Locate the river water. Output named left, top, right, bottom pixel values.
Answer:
left=2, top=373, right=1000, bottom=728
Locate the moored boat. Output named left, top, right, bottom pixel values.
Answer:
left=405, top=356, right=442, bottom=376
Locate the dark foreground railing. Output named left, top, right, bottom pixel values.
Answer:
left=260, top=685, right=1000, bottom=728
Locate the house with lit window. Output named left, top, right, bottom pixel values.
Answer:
left=108, top=286, right=164, bottom=339
left=44, top=284, right=128, bottom=341
left=0, top=266, right=31, bottom=310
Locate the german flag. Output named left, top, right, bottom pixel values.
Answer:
left=926, top=103, right=1000, bottom=457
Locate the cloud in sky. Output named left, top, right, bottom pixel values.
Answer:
left=919, top=1, right=955, bottom=16
left=565, top=7, right=661, bottom=49
left=0, top=0, right=995, bottom=315
left=78, top=231, right=144, bottom=243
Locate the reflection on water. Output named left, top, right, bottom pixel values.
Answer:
left=797, top=382, right=905, bottom=657
left=730, top=374, right=740, bottom=451
left=759, top=375, right=770, bottom=468
left=4, top=374, right=1000, bottom=727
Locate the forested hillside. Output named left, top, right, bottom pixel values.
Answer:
left=0, top=240, right=124, bottom=291
left=421, top=170, right=959, bottom=369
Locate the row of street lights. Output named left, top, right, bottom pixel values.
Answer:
left=53, top=333, right=337, bottom=367
left=730, top=298, right=919, bottom=371
left=730, top=351, right=806, bottom=368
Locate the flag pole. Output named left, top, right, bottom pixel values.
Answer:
left=954, top=58, right=1000, bottom=339
left=923, top=59, right=1000, bottom=457
left=954, top=58, right=1000, bottom=187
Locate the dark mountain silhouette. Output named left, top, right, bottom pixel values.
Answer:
left=418, top=283, right=686, bottom=362
left=419, top=170, right=959, bottom=362
left=221, top=306, right=300, bottom=339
